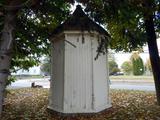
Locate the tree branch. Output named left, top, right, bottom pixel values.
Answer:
left=2, top=0, right=41, bottom=11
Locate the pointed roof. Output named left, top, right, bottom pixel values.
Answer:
left=51, top=5, right=109, bottom=37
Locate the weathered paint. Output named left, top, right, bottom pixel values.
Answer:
left=48, top=35, right=64, bottom=112
left=64, top=33, right=93, bottom=113
left=48, top=31, right=111, bottom=113
left=91, top=35, right=111, bottom=112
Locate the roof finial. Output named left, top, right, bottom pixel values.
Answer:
left=76, top=4, right=82, bottom=9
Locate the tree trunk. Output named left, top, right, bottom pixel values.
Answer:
left=0, top=1, right=41, bottom=117
left=144, top=15, right=160, bottom=105
left=0, top=11, right=16, bottom=117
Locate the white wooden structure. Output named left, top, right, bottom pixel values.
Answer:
left=48, top=5, right=111, bottom=113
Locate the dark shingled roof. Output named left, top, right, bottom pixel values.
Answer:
left=51, top=5, right=109, bottom=37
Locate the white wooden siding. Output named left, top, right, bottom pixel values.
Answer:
left=64, top=33, right=92, bottom=113
left=48, top=31, right=111, bottom=113
left=48, top=38, right=64, bottom=112
left=91, top=35, right=111, bottom=111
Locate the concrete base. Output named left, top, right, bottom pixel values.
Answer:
left=47, top=104, right=112, bottom=114
left=47, top=104, right=112, bottom=115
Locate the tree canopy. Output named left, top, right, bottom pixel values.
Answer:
left=0, top=0, right=72, bottom=72
left=108, top=60, right=119, bottom=75
left=130, top=51, right=144, bottom=75
left=79, top=0, right=160, bottom=51
left=121, top=61, right=132, bottom=75
left=1, top=0, right=159, bottom=72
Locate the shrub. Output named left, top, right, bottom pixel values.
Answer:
left=121, top=61, right=132, bottom=75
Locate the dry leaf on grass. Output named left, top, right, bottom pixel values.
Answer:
left=2, top=88, right=160, bottom=120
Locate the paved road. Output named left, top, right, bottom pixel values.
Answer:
left=7, top=78, right=50, bottom=89
left=110, top=83, right=155, bottom=91
left=7, top=78, right=155, bottom=91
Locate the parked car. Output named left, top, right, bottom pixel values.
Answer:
left=109, top=72, right=124, bottom=76
left=114, top=72, right=124, bottom=76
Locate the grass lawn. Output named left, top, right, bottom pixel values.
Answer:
left=110, top=75, right=154, bottom=81
left=2, top=88, right=160, bottom=120
left=15, top=75, right=46, bottom=79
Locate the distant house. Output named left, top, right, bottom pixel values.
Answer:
left=11, top=66, right=42, bottom=76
